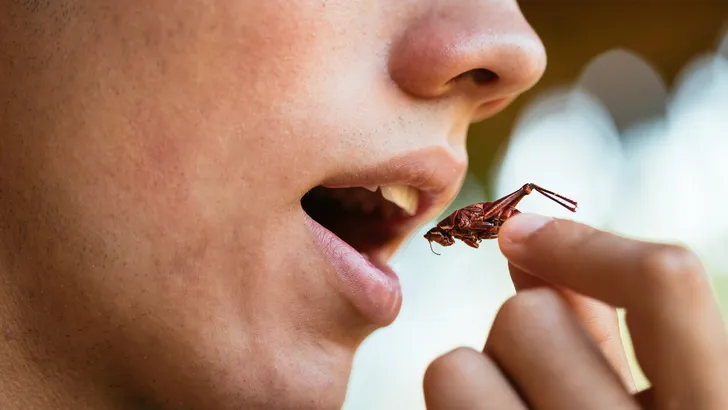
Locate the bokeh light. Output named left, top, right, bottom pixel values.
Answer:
left=719, top=26, right=728, bottom=58
left=576, top=49, right=668, bottom=134
left=344, top=25, right=728, bottom=410
left=493, top=88, right=623, bottom=228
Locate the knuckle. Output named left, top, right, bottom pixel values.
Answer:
left=423, top=347, right=479, bottom=386
left=492, top=288, right=564, bottom=337
left=441, top=346, right=481, bottom=364
left=639, top=244, right=708, bottom=295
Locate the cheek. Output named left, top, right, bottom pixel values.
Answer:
left=1, top=0, right=358, bottom=276
left=28, top=1, right=344, bottom=216
left=3, top=0, right=393, bottom=275
left=5, top=0, right=403, bottom=287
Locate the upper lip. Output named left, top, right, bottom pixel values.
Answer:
left=316, top=145, right=468, bottom=255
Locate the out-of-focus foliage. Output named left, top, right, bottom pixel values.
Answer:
left=343, top=27, right=728, bottom=410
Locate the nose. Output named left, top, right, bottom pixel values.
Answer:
left=388, top=1, right=546, bottom=118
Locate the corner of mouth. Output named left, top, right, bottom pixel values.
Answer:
left=297, top=149, right=465, bottom=323
left=301, top=183, right=441, bottom=258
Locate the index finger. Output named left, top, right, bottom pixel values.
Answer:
left=498, top=213, right=728, bottom=409
left=499, top=214, right=711, bottom=311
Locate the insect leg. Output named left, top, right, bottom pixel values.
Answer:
left=530, top=184, right=578, bottom=212
left=470, top=220, right=497, bottom=230
left=468, top=219, right=499, bottom=238
left=480, top=184, right=533, bottom=220
left=497, top=207, right=521, bottom=223
left=478, top=232, right=499, bottom=240
left=461, top=237, right=480, bottom=248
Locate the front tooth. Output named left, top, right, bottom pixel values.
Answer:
left=380, top=184, right=419, bottom=216
left=363, top=185, right=379, bottom=192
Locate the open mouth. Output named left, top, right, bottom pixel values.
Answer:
left=298, top=149, right=466, bottom=325
left=301, top=184, right=421, bottom=259
left=300, top=183, right=428, bottom=325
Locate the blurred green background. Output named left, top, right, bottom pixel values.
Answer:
left=344, top=2, right=728, bottom=408
left=467, top=1, right=728, bottom=189
left=469, top=1, right=728, bottom=391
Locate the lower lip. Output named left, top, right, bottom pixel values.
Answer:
left=304, top=215, right=403, bottom=327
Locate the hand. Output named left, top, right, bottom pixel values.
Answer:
left=423, top=214, right=728, bottom=409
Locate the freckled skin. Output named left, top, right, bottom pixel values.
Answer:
left=0, top=0, right=546, bottom=409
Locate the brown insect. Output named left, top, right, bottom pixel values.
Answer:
left=424, top=183, right=577, bottom=255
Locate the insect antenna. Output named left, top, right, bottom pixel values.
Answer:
left=532, top=185, right=578, bottom=212
left=429, top=241, right=441, bottom=256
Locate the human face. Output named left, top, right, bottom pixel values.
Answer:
left=0, top=0, right=545, bottom=408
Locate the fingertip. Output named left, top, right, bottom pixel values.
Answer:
left=498, top=213, right=553, bottom=255
left=423, top=347, right=483, bottom=408
left=424, top=347, right=526, bottom=410
left=424, top=347, right=483, bottom=387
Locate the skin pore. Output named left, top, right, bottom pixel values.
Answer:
left=5, top=2, right=728, bottom=410
left=0, top=0, right=546, bottom=409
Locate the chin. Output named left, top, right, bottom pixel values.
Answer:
left=238, top=339, right=356, bottom=410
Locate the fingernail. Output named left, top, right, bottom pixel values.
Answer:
left=503, top=213, right=552, bottom=243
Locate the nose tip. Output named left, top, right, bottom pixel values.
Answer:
left=389, top=2, right=547, bottom=112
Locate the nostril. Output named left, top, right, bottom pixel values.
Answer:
left=451, top=68, right=499, bottom=86
left=470, top=68, right=499, bottom=85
